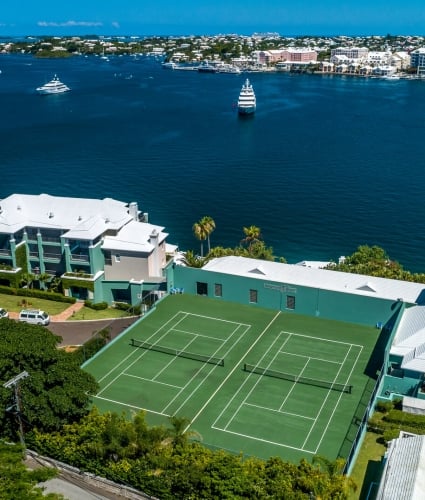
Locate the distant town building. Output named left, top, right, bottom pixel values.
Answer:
left=410, top=48, right=425, bottom=75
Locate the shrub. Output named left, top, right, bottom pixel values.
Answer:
left=114, top=302, right=132, bottom=311
left=375, top=400, right=394, bottom=413
left=84, top=300, right=108, bottom=310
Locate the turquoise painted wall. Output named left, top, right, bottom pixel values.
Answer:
left=171, top=265, right=402, bottom=327
left=380, top=374, right=420, bottom=397
left=89, top=243, right=104, bottom=274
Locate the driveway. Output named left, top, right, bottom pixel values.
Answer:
left=48, top=317, right=140, bottom=346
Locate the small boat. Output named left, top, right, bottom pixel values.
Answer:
left=162, top=61, right=177, bottom=69
left=36, top=75, right=70, bottom=95
left=197, top=61, right=217, bottom=73
left=382, top=74, right=400, bottom=80
left=237, top=79, right=256, bottom=115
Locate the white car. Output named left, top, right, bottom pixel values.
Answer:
left=0, top=308, right=8, bottom=319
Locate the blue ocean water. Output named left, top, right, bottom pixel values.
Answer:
left=1, top=53, right=425, bottom=271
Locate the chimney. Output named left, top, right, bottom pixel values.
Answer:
left=129, top=202, right=138, bottom=221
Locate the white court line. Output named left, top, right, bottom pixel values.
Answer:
left=278, top=356, right=311, bottom=412
left=209, top=426, right=316, bottom=454
left=245, top=402, right=315, bottom=421
left=162, top=323, right=249, bottom=415
left=225, top=334, right=290, bottom=431
left=124, top=373, right=182, bottom=389
left=190, top=311, right=282, bottom=434
left=302, top=344, right=353, bottom=449
left=279, top=350, right=342, bottom=365
left=172, top=328, right=227, bottom=342
left=92, top=394, right=170, bottom=417
left=212, top=316, right=286, bottom=429
left=97, top=311, right=186, bottom=384
left=152, top=335, right=199, bottom=382
left=179, top=310, right=250, bottom=326
left=97, top=312, right=189, bottom=396
left=282, top=330, right=363, bottom=348
left=313, top=344, right=363, bottom=454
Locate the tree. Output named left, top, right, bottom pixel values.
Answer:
left=181, top=250, right=205, bottom=268
left=326, top=245, right=407, bottom=279
left=192, top=220, right=208, bottom=258
left=0, top=320, right=98, bottom=440
left=241, top=225, right=262, bottom=253
left=19, top=272, right=36, bottom=289
left=0, top=440, right=61, bottom=499
left=200, top=216, right=216, bottom=254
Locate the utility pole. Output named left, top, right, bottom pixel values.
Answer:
left=3, top=371, right=29, bottom=454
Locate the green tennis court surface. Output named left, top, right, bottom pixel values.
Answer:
left=83, top=294, right=379, bottom=463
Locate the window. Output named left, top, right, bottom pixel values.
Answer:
left=286, top=295, right=295, bottom=310
left=196, top=282, right=208, bottom=296
left=249, top=289, right=258, bottom=303
left=214, top=283, right=222, bottom=297
left=115, top=254, right=121, bottom=263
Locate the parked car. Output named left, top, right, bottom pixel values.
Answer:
left=0, top=308, right=8, bottom=319
left=18, top=309, right=50, bottom=326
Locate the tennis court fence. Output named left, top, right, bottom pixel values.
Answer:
left=243, top=363, right=352, bottom=394
left=130, top=338, right=224, bottom=366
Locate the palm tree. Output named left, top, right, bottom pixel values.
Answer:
left=201, top=216, right=216, bottom=254
left=192, top=219, right=208, bottom=257
left=19, top=272, right=36, bottom=289
left=241, top=225, right=261, bottom=253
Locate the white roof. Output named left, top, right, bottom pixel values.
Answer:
left=377, top=432, right=425, bottom=500
left=390, top=306, right=425, bottom=371
left=0, top=194, right=132, bottom=240
left=102, top=220, right=167, bottom=253
left=201, top=256, right=425, bottom=303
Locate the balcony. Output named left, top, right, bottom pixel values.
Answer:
left=62, top=271, right=95, bottom=281
left=0, top=248, right=11, bottom=257
left=43, top=252, right=62, bottom=262
left=70, top=253, right=89, bottom=263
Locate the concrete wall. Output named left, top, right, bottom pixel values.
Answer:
left=171, top=265, right=401, bottom=327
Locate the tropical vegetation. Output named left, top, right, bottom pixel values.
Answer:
left=0, top=441, right=61, bottom=499
left=188, top=219, right=279, bottom=266
left=326, top=244, right=425, bottom=283
left=0, top=320, right=98, bottom=439
left=29, top=408, right=356, bottom=499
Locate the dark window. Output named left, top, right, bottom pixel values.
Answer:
left=197, top=282, right=208, bottom=295
left=287, top=295, right=295, bottom=310
left=214, top=283, right=222, bottom=297
left=249, top=289, right=258, bottom=303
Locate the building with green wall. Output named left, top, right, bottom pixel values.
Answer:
left=168, top=255, right=425, bottom=403
left=0, top=194, right=176, bottom=305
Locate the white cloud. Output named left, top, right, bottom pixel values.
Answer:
left=111, top=21, right=120, bottom=29
left=37, top=20, right=103, bottom=27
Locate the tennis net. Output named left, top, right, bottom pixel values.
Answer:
left=243, top=363, right=352, bottom=393
left=131, top=338, right=224, bottom=366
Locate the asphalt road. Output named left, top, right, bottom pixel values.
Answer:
left=47, top=317, right=140, bottom=346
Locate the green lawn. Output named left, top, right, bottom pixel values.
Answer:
left=0, top=293, right=134, bottom=320
left=0, top=293, right=71, bottom=315
left=349, top=432, right=385, bottom=500
left=69, top=307, right=132, bottom=321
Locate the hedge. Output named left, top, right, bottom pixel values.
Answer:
left=0, top=285, right=76, bottom=304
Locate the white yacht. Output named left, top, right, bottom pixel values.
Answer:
left=36, top=75, right=70, bottom=95
left=237, top=79, right=256, bottom=115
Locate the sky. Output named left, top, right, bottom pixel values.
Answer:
left=1, top=1, right=425, bottom=37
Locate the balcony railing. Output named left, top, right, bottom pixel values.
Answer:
left=0, top=249, right=11, bottom=256
left=43, top=252, right=62, bottom=260
left=63, top=271, right=94, bottom=280
left=70, top=254, right=89, bottom=262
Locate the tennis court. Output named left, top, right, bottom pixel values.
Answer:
left=83, top=294, right=379, bottom=463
